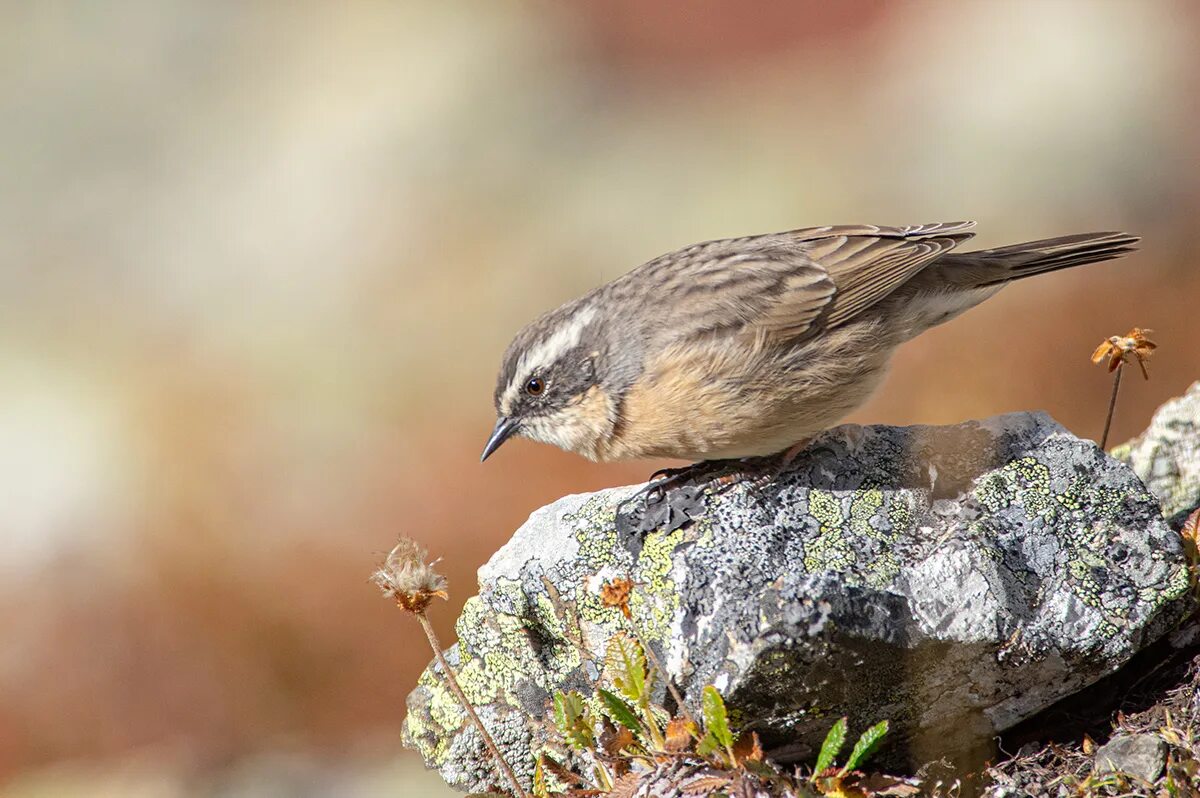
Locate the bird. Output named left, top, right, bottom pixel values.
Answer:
left=481, top=222, right=1138, bottom=466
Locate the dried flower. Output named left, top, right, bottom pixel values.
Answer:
left=374, top=536, right=528, bottom=797
left=1091, top=327, right=1157, bottom=379
left=371, top=537, right=448, bottom=612
left=600, top=577, right=635, bottom=620
left=1091, top=327, right=1159, bottom=449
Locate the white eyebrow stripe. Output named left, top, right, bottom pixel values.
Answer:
left=501, top=304, right=597, bottom=412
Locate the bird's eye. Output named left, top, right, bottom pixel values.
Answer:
left=525, top=377, right=545, bottom=396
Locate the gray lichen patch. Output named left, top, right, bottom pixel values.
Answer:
left=1113, top=380, right=1200, bottom=527
left=404, top=388, right=1200, bottom=793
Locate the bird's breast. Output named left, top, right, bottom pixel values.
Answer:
left=598, top=324, right=892, bottom=462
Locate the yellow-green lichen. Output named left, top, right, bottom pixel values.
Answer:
left=973, top=452, right=1192, bottom=623
left=888, top=496, right=913, bottom=532
left=849, top=489, right=884, bottom=539
left=424, top=669, right=468, bottom=732
left=975, top=457, right=1055, bottom=517
left=565, top=495, right=623, bottom=571
left=455, top=597, right=493, bottom=651
left=455, top=656, right=500, bottom=705
left=530, top=592, right=583, bottom=680
left=1066, top=554, right=1107, bottom=611
left=630, top=525, right=686, bottom=641
left=403, top=709, right=451, bottom=765
left=451, top=587, right=565, bottom=708
left=1108, top=442, right=1132, bottom=462
left=1141, top=561, right=1192, bottom=614
left=803, top=490, right=856, bottom=573
left=562, top=492, right=687, bottom=645
left=797, top=487, right=912, bottom=586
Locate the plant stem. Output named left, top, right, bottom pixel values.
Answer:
left=416, top=612, right=530, bottom=798
left=1101, top=363, right=1124, bottom=450
left=634, top=628, right=697, bottom=729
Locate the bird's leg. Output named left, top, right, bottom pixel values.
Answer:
left=645, top=464, right=698, bottom=495
left=615, top=441, right=815, bottom=536
left=779, top=437, right=812, bottom=470
left=721, top=437, right=815, bottom=499
left=629, top=460, right=731, bottom=505
left=644, top=440, right=813, bottom=503
left=614, top=459, right=740, bottom=536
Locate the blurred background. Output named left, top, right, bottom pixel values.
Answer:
left=3, top=1, right=1199, bottom=795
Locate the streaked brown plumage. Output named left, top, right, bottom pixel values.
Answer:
left=482, top=222, right=1138, bottom=463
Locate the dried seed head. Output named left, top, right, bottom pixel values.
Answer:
left=600, top=577, right=634, bottom=620
left=371, top=537, right=448, bottom=613
left=1091, top=327, right=1157, bottom=379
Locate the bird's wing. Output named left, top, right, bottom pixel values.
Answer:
left=632, top=222, right=977, bottom=346
left=784, top=221, right=977, bottom=331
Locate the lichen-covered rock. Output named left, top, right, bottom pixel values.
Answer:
left=405, top=407, right=1199, bottom=793
left=1112, top=381, right=1200, bottom=528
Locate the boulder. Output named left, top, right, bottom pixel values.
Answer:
left=405, top=387, right=1200, bottom=793
left=1112, top=380, right=1200, bottom=528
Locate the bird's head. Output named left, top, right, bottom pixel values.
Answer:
left=482, top=303, right=620, bottom=462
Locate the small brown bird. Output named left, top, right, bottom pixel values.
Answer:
left=482, top=222, right=1138, bottom=464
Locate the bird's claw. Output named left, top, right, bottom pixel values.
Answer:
left=614, top=460, right=745, bottom=537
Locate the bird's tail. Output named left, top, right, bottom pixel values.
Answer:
left=966, top=231, right=1140, bottom=286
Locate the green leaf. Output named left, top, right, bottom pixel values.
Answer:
left=605, top=634, right=648, bottom=705
left=552, top=691, right=573, bottom=734
left=814, top=716, right=848, bottom=774
left=639, top=701, right=668, bottom=752
left=695, top=731, right=721, bottom=758
left=598, top=687, right=642, bottom=733
left=532, top=758, right=548, bottom=798
left=552, top=691, right=595, bottom=750
left=843, top=719, right=889, bottom=772
left=701, top=686, right=735, bottom=751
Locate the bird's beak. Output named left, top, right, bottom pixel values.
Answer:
left=480, top=416, right=520, bottom=462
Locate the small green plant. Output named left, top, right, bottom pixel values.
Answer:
left=696, top=685, right=737, bottom=765
left=542, top=635, right=762, bottom=795
left=544, top=671, right=899, bottom=798
left=534, top=576, right=906, bottom=797
left=808, top=717, right=891, bottom=797
left=553, top=691, right=597, bottom=751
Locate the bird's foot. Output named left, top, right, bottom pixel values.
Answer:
left=614, top=459, right=743, bottom=537
left=614, top=441, right=815, bottom=537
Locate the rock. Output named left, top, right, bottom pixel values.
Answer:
left=1093, top=734, right=1167, bottom=782
left=1112, top=381, right=1200, bottom=528
left=405, top=404, right=1200, bottom=793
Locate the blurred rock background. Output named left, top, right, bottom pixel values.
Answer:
left=1, top=1, right=1198, bottom=795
